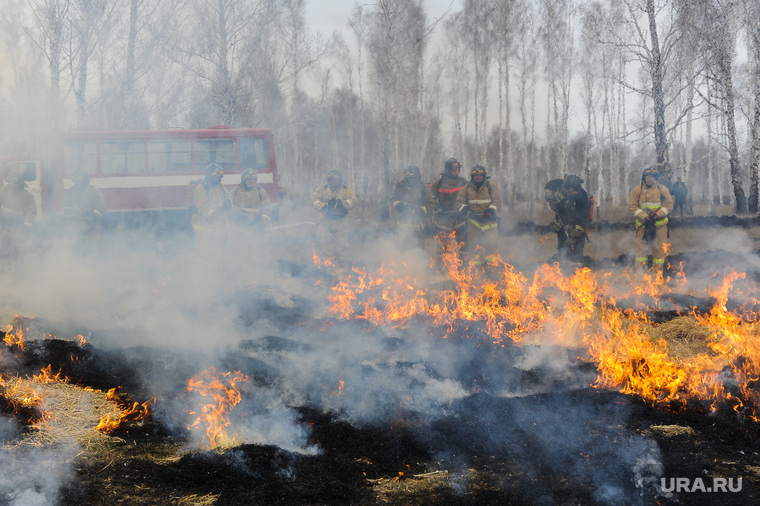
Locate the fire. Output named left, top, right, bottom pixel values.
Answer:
left=33, top=365, right=67, bottom=384
left=95, top=388, right=155, bottom=432
left=318, top=236, right=760, bottom=420
left=186, top=367, right=249, bottom=449
left=3, top=316, right=27, bottom=349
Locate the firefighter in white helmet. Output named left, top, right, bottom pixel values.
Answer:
left=311, top=169, right=356, bottom=259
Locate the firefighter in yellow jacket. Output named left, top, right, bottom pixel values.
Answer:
left=192, top=163, right=231, bottom=251
left=311, top=169, right=357, bottom=259
left=628, top=166, right=674, bottom=270
left=456, top=165, right=502, bottom=264
left=231, top=168, right=271, bottom=226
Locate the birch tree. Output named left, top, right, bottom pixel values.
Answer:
left=680, top=0, right=746, bottom=212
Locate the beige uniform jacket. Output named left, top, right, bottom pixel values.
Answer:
left=231, top=184, right=272, bottom=218
left=456, top=180, right=503, bottom=214
left=311, top=184, right=357, bottom=215
left=628, top=184, right=674, bottom=227
left=192, top=182, right=230, bottom=228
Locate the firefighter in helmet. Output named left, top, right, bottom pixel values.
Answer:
left=390, top=165, right=434, bottom=249
left=456, top=165, right=502, bottom=265
left=628, top=166, right=674, bottom=270
left=547, top=174, right=593, bottom=262
left=191, top=163, right=232, bottom=250
left=311, top=169, right=356, bottom=259
left=0, top=170, right=37, bottom=260
left=63, top=170, right=106, bottom=254
left=231, top=168, right=271, bottom=226
left=431, top=158, right=468, bottom=242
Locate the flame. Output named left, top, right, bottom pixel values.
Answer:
left=186, top=367, right=249, bottom=449
left=3, top=316, right=27, bottom=349
left=95, top=388, right=155, bottom=432
left=318, top=235, right=760, bottom=420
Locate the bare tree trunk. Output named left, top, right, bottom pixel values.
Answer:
left=646, top=0, right=670, bottom=184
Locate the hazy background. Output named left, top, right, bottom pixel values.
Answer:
left=0, top=0, right=759, bottom=214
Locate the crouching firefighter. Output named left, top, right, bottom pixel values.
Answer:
left=456, top=165, right=502, bottom=265
left=390, top=165, right=434, bottom=250
left=545, top=174, right=593, bottom=262
left=311, top=169, right=357, bottom=260
left=628, top=166, right=674, bottom=271
left=431, top=158, right=468, bottom=246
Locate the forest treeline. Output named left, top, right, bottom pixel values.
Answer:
left=1, top=0, right=759, bottom=213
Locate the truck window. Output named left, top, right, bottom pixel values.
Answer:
left=194, top=139, right=235, bottom=172
left=148, top=141, right=192, bottom=172
left=239, top=137, right=269, bottom=172
left=64, top=142, right=97, bottom=175
left=102, top=141, right=146, bottom=174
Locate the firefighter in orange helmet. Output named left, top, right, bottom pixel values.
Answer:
left=0, top=170, right=37, bottom=260
left=456, top=165, right=502, bottom=265
left=431, top=158, right=468, bottom=242
left=63, top=170, right=106, bottom=255
left=231, top=168, right=271, bottom=226
left=311, top=169, right=356, bottom=259
left=628, top=166, right=674, bottom=270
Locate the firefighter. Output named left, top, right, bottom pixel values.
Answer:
left=191, top=163, right=232, bottom=250
left=671, top=176, right=688, bottom=217
left=0, top=171, right=37, bottom=260
left=311, top=169, right=356, bottom=259
left=64, top=170, right=106, bottom=254
left=628, top=166, right=674, bottom=270
left=431, top=158, right=468, bottom=243
left=456, top=165, right=502, bottom=265
left=231, top=168, right=271, bottom=226
left=547, top=174, right=593, bottom=262
left=390, top=165, right=434, bottom=250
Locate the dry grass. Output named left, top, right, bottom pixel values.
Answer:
left=2, top=377, right=121, bottom=448
left=649, top=316, right=713, bottom=360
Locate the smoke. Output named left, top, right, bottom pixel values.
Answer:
left=0, top=445, right=76, bottom=506
left=9, top=215, right=760, bottom=502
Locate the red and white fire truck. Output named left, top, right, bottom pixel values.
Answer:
left=38, top=125, right=284, bottom=229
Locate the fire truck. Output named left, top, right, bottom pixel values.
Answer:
left=43, top=126, right=285, bottom=232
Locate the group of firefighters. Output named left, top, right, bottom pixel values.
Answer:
left=0, top=158, right=686, bottom=271
left=310, top=158, right=685, bottom=272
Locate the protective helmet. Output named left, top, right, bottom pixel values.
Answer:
left=444, top=158, right=462, bottom=173
left=470, top=165, right=487, bottom=179
left=72, top=170, right=90, bottom=185
left=641, top=166, right=659, bottom=182
left=562, top=174, right=584, bottom=190
left=205, top=163, right=224, bottom=178
left=327, top=169, right=343, bottom=184
left=403, top=165, right=421, bottom=179
left=241, top=168, right=258, bottom=183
